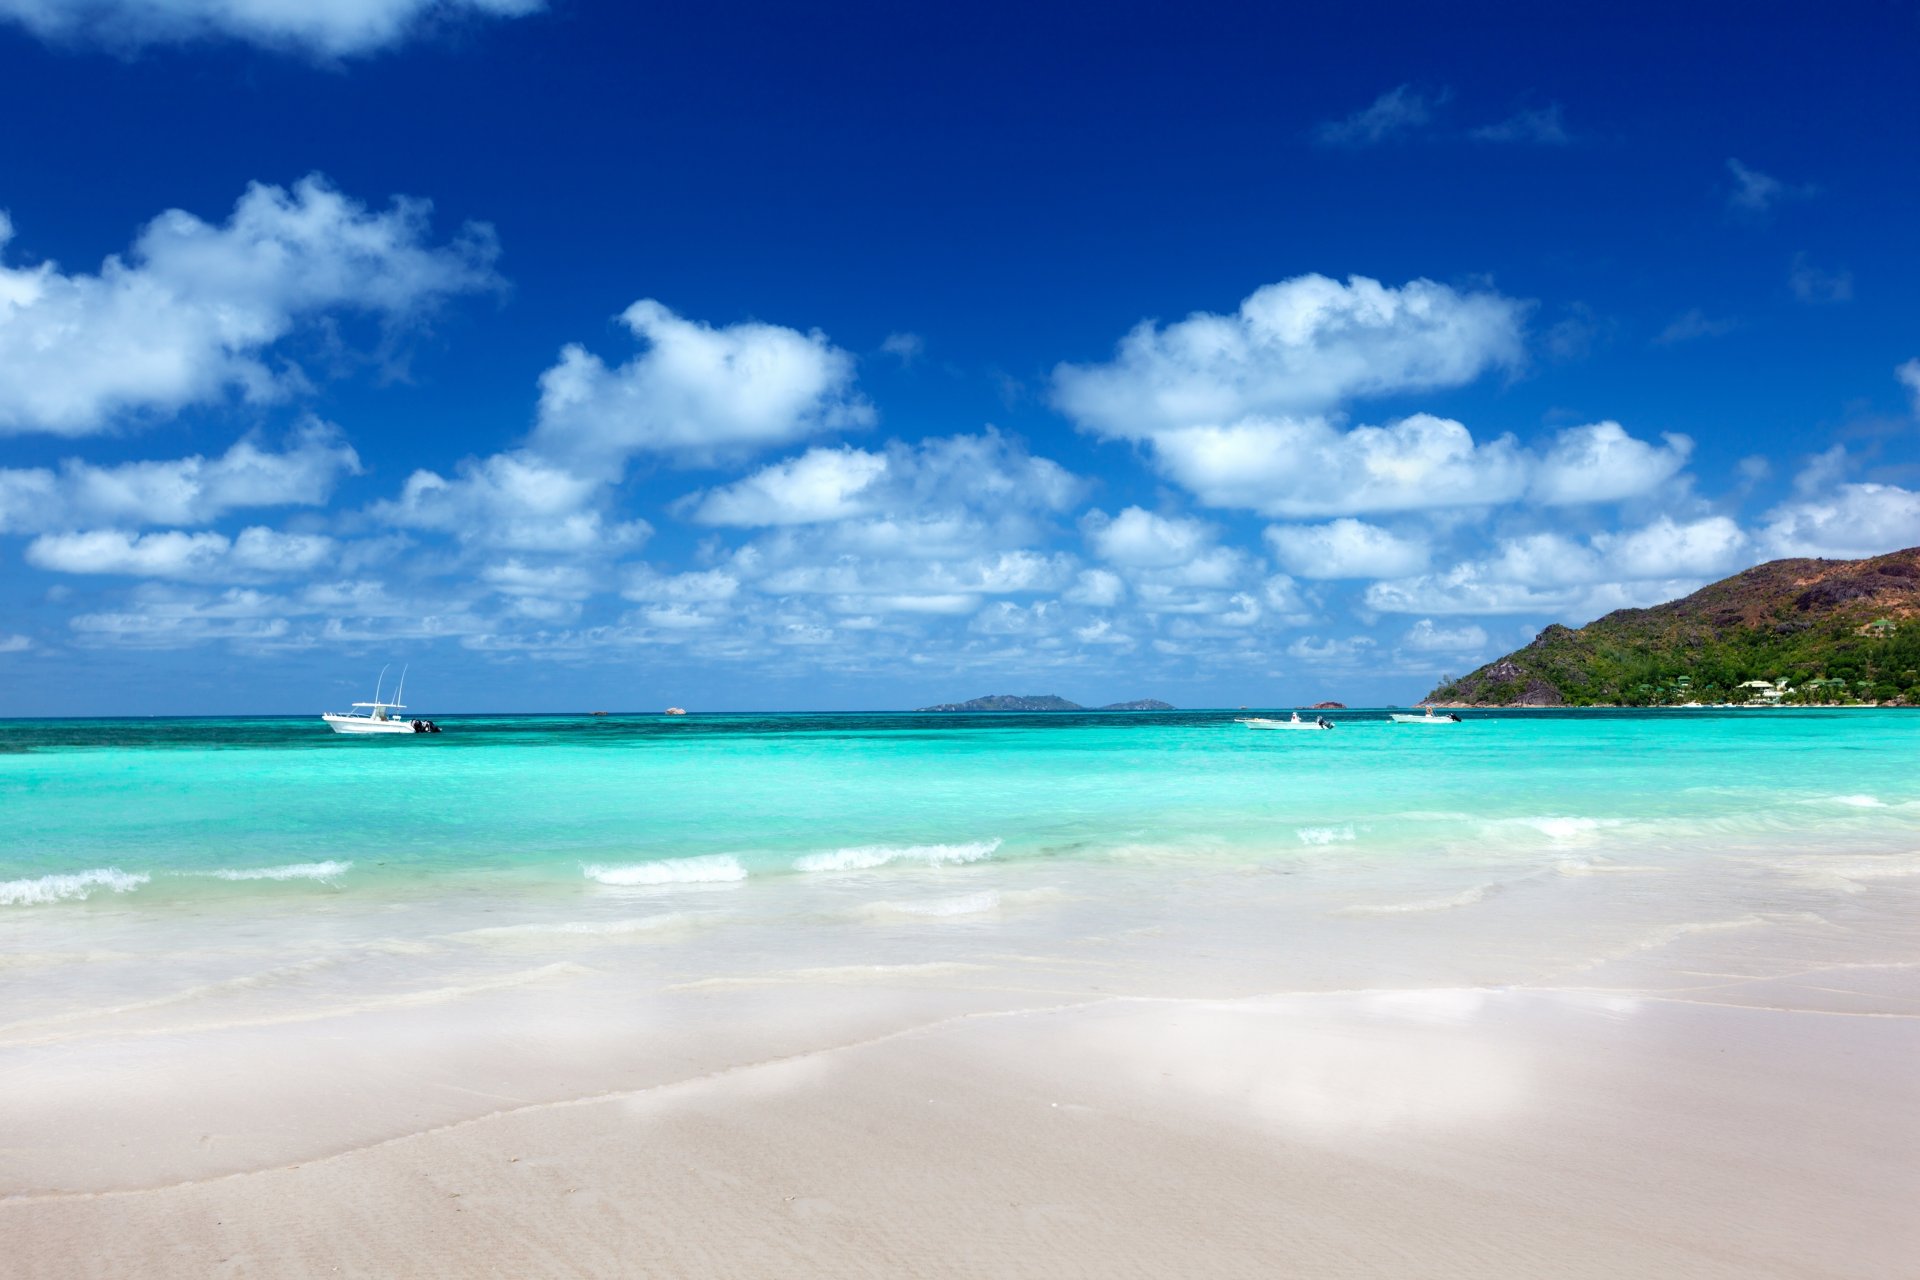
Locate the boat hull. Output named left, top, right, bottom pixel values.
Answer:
left=1238, top=717, right=1333, bottom=731
left=1389, top=714, right=1458, bottom=725
left=322, top=715, right=422, bottom=735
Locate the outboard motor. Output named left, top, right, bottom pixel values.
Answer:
left=426, top=721, right=440, bottom=733
left=1318, top=716, right=1334, bottom=729
left=411, top=719, right=425, bottom=733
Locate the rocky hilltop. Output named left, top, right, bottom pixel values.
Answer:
left=916, top=694, right=1175, bottom=712
left=1428, top=547, right=1920, bottom=707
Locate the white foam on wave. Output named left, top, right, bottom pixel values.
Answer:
left=1554, top=857, right=1664, bottom=876
left=0, top=868, right=149, bottom=907
left=869, top=890, right=1003, bottom=917
left=1503, top=816, right=1619, bottom=842
left=1826, top=794, right=1887, bottom=808
left=1296, top=825, right=1356, bottom=846
left=1336, top=883, right=1497, bottom=916
left=583, top=855, right=747, bottom=886
left=793, top=838, right=1002, bottom=873
left=205, top=860, right=352, bottom=883
left=454, top=913, right=699, bottom=943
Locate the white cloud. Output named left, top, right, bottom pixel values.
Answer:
left=1137, top=413, right=1530, bottom=517
left=1403, top=619, right=1488, bottom=651
left=0, top=177, right=499, bottom=436
left=1897, top=359, right=1920, bottom=417
left=1052, top=274, right=1526, bottom=436
left=1591, top=515, right=1747, bottom=579
left=1266, top=518, right=1430, bottom=579
left=1760, top=483, right=1920, bottom=560
left=1314, top=85, right=1438, bottom=147
left=26, top=526, right=334, bottom=580
left=0, top=419, right=359, bottom=532
left=1529, top=422, right=1692, bottom=505
left=1726, top=159, right=1811, bottom=214
left=1656, top=310, right=1738, bottom=345
left=0, top=633, right=30, bottom=653
left=377, top=450, right=649, bottom=553
left=0, top=0, right=541, bottom=57
left=1471, top=105, right=1568, bottom=145
left=1063, top=568, right=1125, bottom=607
left=529, top=299, right=871, bottom=471
left=1788, top=254, right=1852, bottom=305
left=1364, top=516, right=1748, bottom=617
left=686, top=446, right=890, bottom=526
left=1083, top=507, right=1214, bottom=568
left=880, top=332, right=924, bottom=365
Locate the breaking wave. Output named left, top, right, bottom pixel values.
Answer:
left=205, top=861, right=352, bottom=883
left=1, top=868, right=149, bottom=907
left=584, top=855, right=747, bottom=886
left=794, top=838, right=1002, bottom=873
left=1296, top=825, right=1356, bottom=846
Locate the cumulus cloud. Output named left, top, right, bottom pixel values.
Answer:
left=0, top=177, right=499, bottom=436
left=377, top=449, right=649, bottom=553
left=1266, top=518, right=1430, bottom=579
left=1139, top=413, right=1529, bottom=517
left=686, top=446, right=889, bottom=526
left=0, top=0, right=541, bottom=57
left=1052, top=274, right=1526, bottom=436
left=1760, top=483, right=1920, bottom=559
left=529, top=300, right=871, bottom=471
left=1314, top=85, right=1439, bottom=147
left=1363, top=516, right=1748, bottom=617
left=1403, top=619, right=1489, bottom=651
left=0, top=420, right=359, bottom=532
left=1083, top=507, right=1214, bottom=569
left=1656, top=309, right=1738, bottom=345
left=26, top=526, right=334, bottom=581
left=1528, top=422, right=1692, bottom=504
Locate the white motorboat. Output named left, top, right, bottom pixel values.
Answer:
left=1389, top=708, right=1461, bottom=725
left=322, top=666, right=440, bottom=735
left=1238, top=712, right=1335, bottom=731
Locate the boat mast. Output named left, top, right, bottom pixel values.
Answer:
left=395, top=665, right=408, bottom=710
left=374, top=663, right=390, bottom=707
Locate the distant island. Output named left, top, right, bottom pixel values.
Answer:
left=1310, top=701, right=1346, bottom=710
left=916, top=694, right=1175, bottom=712
left=1428, top=547, right=1920, bottom=707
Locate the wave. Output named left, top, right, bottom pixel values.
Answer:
left=0, top=867, right=149, bottom=907
left=1506, top=816, right=1618, bottom=841
left=453, top=913, right=701, bottom=942
left=583, top=855, right=747, bottom=886
left=868, top=890, right=1002, bottom=917
left=1296, top=825, right=1356, bottom=846
left=1825, top=794, right=1887, bottom=808
left=1336, top=883, right=1498, bottom=916
left=203, top=860, right=352, bottom=883
left=793, top=838, right=1001, bottom=873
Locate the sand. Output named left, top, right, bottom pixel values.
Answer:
left=5, top=849, right=1918, bottom=1277
left=5, top=985, right=1917, bottom=1278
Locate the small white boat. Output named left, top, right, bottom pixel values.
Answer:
left=1238, top=712, right=1335, bottom=731
left=322, top=666, right=440, bottom=735
left=1389, top=708, right=1461, bottom=725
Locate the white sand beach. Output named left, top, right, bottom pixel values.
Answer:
left=5, top=847, right=1917, bottom=1278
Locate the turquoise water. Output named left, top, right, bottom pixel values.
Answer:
left=6, top=708, right=1920, bottom=907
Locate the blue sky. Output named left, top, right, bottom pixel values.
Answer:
left=1, top=1, right=1917, bottom=714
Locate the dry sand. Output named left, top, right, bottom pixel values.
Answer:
left=5, top=985, right=1917, bottom=1278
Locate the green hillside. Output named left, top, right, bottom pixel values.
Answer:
left=1427, top=547, right=1920, bottom=707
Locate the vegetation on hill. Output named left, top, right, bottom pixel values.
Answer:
left=1427, top=548, right=1920, bottom=707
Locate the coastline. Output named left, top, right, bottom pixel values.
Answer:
left=5, top=711, right=1918, bottom=1276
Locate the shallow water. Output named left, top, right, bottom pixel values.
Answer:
left=5, top=708, right=1918, bottom=906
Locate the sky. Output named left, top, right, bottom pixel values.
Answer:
left=1, top=1, right=1917, bottom=715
